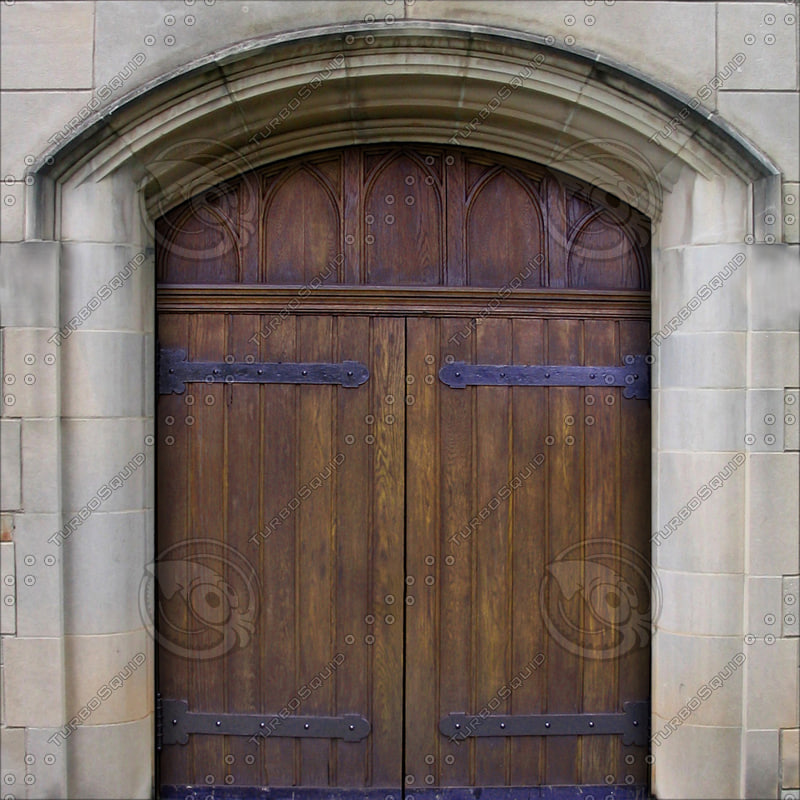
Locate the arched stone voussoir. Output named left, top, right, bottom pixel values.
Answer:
left=27, top=21, right=781, bottom=237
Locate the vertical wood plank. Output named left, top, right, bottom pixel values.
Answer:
left=256, top=314, right=298, bottom=784
left=334, top=315, right=372, bottom=785
left=439, top=318, right=474, bottom=786
left=546, top=176, right=569, bottom=288
left=617, top=319, right=652, bottom=787
left=343, top=149, right=363, bottom=284
left=405, top=317, right=440, bottom=787
left=187, top=313, right=226, bottom=783
left=370, top=316, right=406, bottom=786
left=509, top=318, right=547, bottom=785
left=473, top=318, right=512, bottom=784
left=445, top=152, right=466, bottom=286
left=296, top=315, right=335, bottom=784
left=580, top=319, right=620, bottom=784
left=224, top=314, right=265, bottom=787
left=544, top=318, right=583, bottom=784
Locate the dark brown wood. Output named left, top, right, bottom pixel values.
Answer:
left=156, top=143, right=652, bottom=793
left=156, top=286, right=650, bottom=319
left=157, top=145, right=650, bottom=291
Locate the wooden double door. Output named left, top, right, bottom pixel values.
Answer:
left=155, top=145, right=652, bottom=797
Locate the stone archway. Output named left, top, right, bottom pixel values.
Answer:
left=25, top=21, right=781, bottom=799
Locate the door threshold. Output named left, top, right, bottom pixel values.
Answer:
left=160, top=785, right=652, bottom=800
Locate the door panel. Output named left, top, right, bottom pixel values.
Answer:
left=402, top=316, right=651, bottom=788
left=156, top=143, right=652, bottom=797
left=156, top=314, right=405, bottom=789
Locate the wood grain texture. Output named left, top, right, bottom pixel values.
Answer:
left=157, top=145, right=650, bottom=291
left=156, top=144, right=652, bottom=792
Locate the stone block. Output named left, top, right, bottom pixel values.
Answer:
left=745, top=638, right=799, bottom=729
left=0, top=725, right=26, bottom=799
left=784, top=183, right=799, bottom=244
left=0, top=180, right=25, bottom=243
left=13, top=514, right=62, bottom=638
left=59, top=243, right=150, bottom=334
left=65, top=629, right=149, bottom=726
left=21, top=419, right=59, bottom=514
left=749, top=454, right=800, bottom=576
left=747, top=575, right=784, bottom=638
left=25, top=726, right=69, bottom=800
left=0, top=2, right=94, bottom=90
left=66, top=715, right=152, bottom=799
left=63, top=510, right=148, bottom=636
left=0, top=419, right=21, bottom=510
left=783, top=728, right=800, bottom=788
left=0, top=91, right=93, bottom=181
left=0, top=242, right=60, bottom=328
left=0, top=541, right=15, bottom=634
left=717, top=91, right=800, bottom=181
left=784, top=576, right=799, bottom=638
left=650, top=721, right=740, bottom=800
left=744, top=728, right=780, bottom=800
left=3, top=637, right=65, bottom=728
left=1, top=328, right=58, bottom=419
left=653, top=631, right=745, bottom=728
left=748, top=244, right=800, bottom=332
left=658, top=570, right=743, bottom=637
left=407, top=1, right=717, bottom=102
left=749, top=332, right=800, bottom=389
left=656, top=245, right=748, bottom=336
left=60, top=419, right=149, bottom=515
left=62, top=332, right=146, bottom=419
left=658, top=388, right=746, bottom=452
left=657, top=332, right=746, bottom=389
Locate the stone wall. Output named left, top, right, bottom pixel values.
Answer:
left=0, top=2, right=797, bottom=798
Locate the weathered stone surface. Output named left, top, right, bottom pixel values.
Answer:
left=3, top=636, right=65, bottom=727
left=0, top=1, right=94, bottom=90
left=717, top=91, right=800, bottom=181
left=717, top=2, right=798, bottom=92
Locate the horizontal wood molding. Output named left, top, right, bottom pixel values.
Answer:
left=156, top=285, right=650, bottom=319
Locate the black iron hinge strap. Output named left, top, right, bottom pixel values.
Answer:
left=439, top=355, right=650, bottom=400
left=159, top=699, right=370, bottom=745
left=439, top=700, right=649, bottom=747
left=159, top=348, right=369, bottom=394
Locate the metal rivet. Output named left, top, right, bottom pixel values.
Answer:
left=260, top=722, right=265, bottom=728
left=301, top=370, right=308, bottom=376
left=500, top=722, right=506, bottom=729
left=216, top=720, right=221, bottom=726
left=454, top=723, right=461, bottom=729
left=455, top=372, right=461, bottom=378
left=257, top=369, right=263, bottom=374
left=545, top=721, right=551, bottom=728
left=589, top=373, right=595, bottom=379
left=304, top=723, right=310, bottom=729
left=633, top=721, right=639, bottom=726
left=347, top=371, right=353, bottom=377
left=349, top=724, right=355, bottom=731
left=169, top=368, right=174, bottom=374
left=545, top=372, right=550, bottom=378
left=588, top=721, right=594, bottom=727
left=213, top=369, right=220, bottom=374
left=172, top=719, right=178, bottom=725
